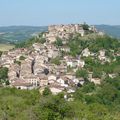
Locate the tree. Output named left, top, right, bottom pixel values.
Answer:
left=82, top=82, right=96, bottom=93
left=74, top=88, right=84, bottom=101
left=14, top=60, right=21, bottom=66
left=39, top=38, right=46, bottom=44
left=76, top=69, right=88, bottom=78
left=44, top=68, right=49, bottom=75
left=5, top=80, right=10, bottom=85
left=19, top=56, right=26, bottom=60
left=97, top=83, right=119, bottom=105
left=54, top=38, right=63, bottom=47
left=92, top=70, right=102, bottom=78
left=42, top=87, right=52, bottom=96
left=0, top=67, right=8, bottom=80
left=82, top=24, right=89, bottom=30
left=0, top=51, right=2, bottom=57
left=51, top=57, right=61, bottom=65
left=40, top=95, right=73, bottom=120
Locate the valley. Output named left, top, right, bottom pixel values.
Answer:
left=0, top=26, right=47, bottom=44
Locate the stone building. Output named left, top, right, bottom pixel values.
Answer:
left=43, top=24, right=86, bottom=43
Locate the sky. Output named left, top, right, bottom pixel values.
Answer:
left=0, top=0, right=120, bottom=26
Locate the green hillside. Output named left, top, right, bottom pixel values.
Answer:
left=0, top=26, right=47, bottom=44
left=95, top=25, right=120, bottom=38
left=0, top=44, right=14, bottom=51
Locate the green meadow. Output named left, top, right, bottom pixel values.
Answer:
left=0, top=44, right=15, bottom=51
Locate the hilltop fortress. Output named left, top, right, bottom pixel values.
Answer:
left=43, top=23, right=98, bottom=43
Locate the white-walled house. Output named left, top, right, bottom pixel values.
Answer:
left=77, top=59, right=85, bottom=68
left=57, top=78, right=65, bottom=84
left=67, top=61, right=73, bottom=67
left=48, top=75, right=56, bottom=81
left=67, top=88, right=75, bottom=93
left=39, top=76, right=48, bottom=87
left=60, top=46, right=70, bottom=53
left=98, top=50, right=111, bottom=63
left=73, top=78, right=85, bottom=86
left=48, top=75, right=57, bottom=84
left=98, top=50, right=106, bottom=61
left=73, top=78, right=79, bottom=84
left=90, top=78, right=101, bottom=85
left=56, top=77, right=68, bottom=87
left=23, top=75, right=40, bottom=87
left=79, top=29, right=85, bottom=36
left=82, top=48, right=91, bottom=57
left=33, top=43, right=41, bottom=51
left=49, top=87, right=63, bottom=95
left=11, top=79, right=34, bottom=90
left=79, top=80, right=85, bottom=85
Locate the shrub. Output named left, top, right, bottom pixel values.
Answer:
left=76, top=69, right=88, bottom=78
left=19, top=56, right=26, bottom=60
left=42, top=87, right=52, bottom=96
left=54, top=38, right=63, bottom=47
left=51, top=57, right=61, bottom=65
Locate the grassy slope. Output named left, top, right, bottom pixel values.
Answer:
left=0, top=44, right=15, bottom=51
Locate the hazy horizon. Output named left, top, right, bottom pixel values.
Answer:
left=0, top=24, right=120, bottom=27
left=0, top=0, right=120, bottom=26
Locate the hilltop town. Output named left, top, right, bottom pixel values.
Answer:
left=0, top=23, right=119, bottom=95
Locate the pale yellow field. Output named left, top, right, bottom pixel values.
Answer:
left=0, top=44, right=15, bottom=51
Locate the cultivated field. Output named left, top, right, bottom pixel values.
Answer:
left=0, top=44, right=15, bottom=51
